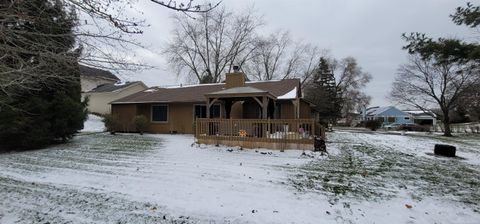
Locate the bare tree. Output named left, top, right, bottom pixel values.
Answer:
left=66, top=0, right=221, bottom=71
left=292, top=44, right=326, bottom=86
left=457, top=83, right=480, bottom=121
left=333, top=57, right=372, bottom=116
left=0, top=0, right=221, bottom=108
left=245, top=31, right=290, bottom=80
left=163, top=6, right=260, bottom=83
left=150, top=0, right=221, bottom=12
left=68, top=0, right=217, bottom=71
left=243, top=32, right=324, bottom=84
left=390, top=55, right=479, bottom=136
left=301, top=55, right=371, bottom=124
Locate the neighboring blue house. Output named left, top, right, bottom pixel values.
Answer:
left=362, top=106, right=414, bottom=126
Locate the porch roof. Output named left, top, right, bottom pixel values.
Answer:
left=204, top=86, right=276, bottom=99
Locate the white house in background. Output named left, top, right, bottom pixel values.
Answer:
left=404, top=110, right=437, bottom=126
left=80, top=65, right=120, bottom=92
left=82, top=81, right=147, bottom=114
left=362, top=106, right=414, bottom=126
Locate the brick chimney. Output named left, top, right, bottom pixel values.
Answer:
left=225, top=66, right=245, bottom=89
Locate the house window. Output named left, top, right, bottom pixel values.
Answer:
left=194, top=105, right=221, bottom=118
left=404, top=117, right=410, bottom=120
left=387, top=117, right=395, bottom=123
left=152, top=105, right=168, bottom=122
left=194, top=105, right=207, bottom=118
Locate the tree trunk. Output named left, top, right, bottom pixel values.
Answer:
left=443, top=111, right=452, bottom=137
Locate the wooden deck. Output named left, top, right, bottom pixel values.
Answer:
left=195, top=118, right=324, bottom=150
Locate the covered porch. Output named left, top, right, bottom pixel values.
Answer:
left=204, top=86, right=303, bottom=119
left=197, top=86, right=323, bottom=150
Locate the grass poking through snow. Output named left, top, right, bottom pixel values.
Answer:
left=289, top=133, right=480, bottom=212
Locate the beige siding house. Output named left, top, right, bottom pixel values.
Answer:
left=80, top=65, right=120, bottom=92
left=110, top=72, right=323, bottom=150
left=84, top=81, right=147, bottom=114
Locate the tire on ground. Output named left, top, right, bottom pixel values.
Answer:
left=434, top=144, right=456, bottom=157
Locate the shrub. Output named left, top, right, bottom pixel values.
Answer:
left=365, top=119, right=382, bottom=131
left=133, top=115, right=148, bottom=135
left=103, top=114, right=119, bottom=134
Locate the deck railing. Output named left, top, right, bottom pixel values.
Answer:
left=195, top=118, right=322, bottom=145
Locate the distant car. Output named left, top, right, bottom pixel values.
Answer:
left=397, top=123, right=429, bottom=132
left=384, top=123, right=401, bottom=130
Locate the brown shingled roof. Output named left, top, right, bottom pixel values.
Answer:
left=80, top=65, right=120, bottom=81
left=111, top=79, right=300, bottom=104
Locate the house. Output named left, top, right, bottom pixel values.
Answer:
left=362, top=106, right=413, bottom=126
left=82, top=81, right=147, bottom=114
left=404, top=110, right=437, bottom=126
left=111, top=71, right=322, bottom=149
left=80, top=65, right=120, bottom=92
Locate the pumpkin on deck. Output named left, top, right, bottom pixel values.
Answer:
left=239, top=130, right=247, bottom=137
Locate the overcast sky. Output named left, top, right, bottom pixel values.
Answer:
left=120, top=0, right=474, bottom=107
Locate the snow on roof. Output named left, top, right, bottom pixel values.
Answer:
left=113, top=79, right=300, bottom=104
left=206, top=86, right=268, bottom=95
left=163, top=82, right=222, bottom=89
left=143, top=88, right=159, bottom=92
left=114, top=81, right=126, bottom=86
left=244, top=79, right=283, bottom=83
left=277, top=86, right=297, bottom=99
left=159, top=79, right=287, bottom=89
left=88, top=81, right=143, bottom=93
left=404, top=110, right=437, bottom=117
left=365, top=106, right=392, bottom=116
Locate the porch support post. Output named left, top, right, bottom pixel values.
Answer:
left=224, top=100, right=232, bottom=119
left=209, top=98, right=219, bottom=106
left=206, top=97, right=219, bottom=118
left=292, top=99, right=300, bottom=119
left=252, top=97, right=263, bottom=106
left=206, top=98, right=211, bottom=118
left=262, top=96, right=268, bottom=119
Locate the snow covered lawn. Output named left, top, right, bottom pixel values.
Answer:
left=80, top=114, right=105, bottom=132
left=0, top=129, right=479, bottom=223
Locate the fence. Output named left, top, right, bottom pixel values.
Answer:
left=432, top=122, right=480, bottom=133
left=195, top=118, right=324, bottom=146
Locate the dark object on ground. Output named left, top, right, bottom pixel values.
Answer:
left=398, top=123, right=429, bottom=132
left=434, top=144, right=456, bottom=157
left=314, top=137, right=326, bottom=152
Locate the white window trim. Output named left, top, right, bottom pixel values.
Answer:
left=151, top=104, right=169, bottom=123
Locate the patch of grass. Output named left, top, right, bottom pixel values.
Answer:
left=0, top=176, right=194, bottom=224
left=289, top=139, right=480, bottom=211
left=410, top=134, right=480, bottom=152
left=1, top=133, right=162, bottom=175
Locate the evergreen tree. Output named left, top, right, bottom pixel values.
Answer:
left=305, top=57, right=340, bottom=124
left=0, top=0, right=87, bottom=150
